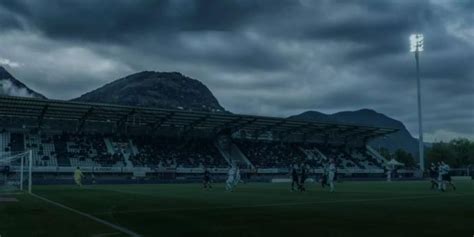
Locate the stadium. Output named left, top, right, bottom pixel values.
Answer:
left=1, top=1, right=474, bottom=237
left=1, top=95, right=473, bottom=237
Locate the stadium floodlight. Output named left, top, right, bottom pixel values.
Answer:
left=410, top=34, right=424, bottom=52
left=410, top=33, right=424, bottom=173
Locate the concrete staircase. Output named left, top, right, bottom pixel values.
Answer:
left=366, top=145, right=387, bottom=163
left=215, top=141, right=254, bottom=169
left=105, top=138, right=133, bottom=168
left=104, top=138, right=115, bottom=153
left=129, top=139, right=139, bottom=156
left=122, top=152, right=133, bottom=168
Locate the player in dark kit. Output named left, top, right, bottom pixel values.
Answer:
left=1, top=165, right=10, bottom=185
left=290, top=166, right=299, bottom=192
left=443, top=172, right=456, bottom=191
left=320, top=171, right=328, bottom=188
left=203, top=168, right=212, bottom=190
left=298, top=165, right=308, bottom=192
left=429, top=163, right=438, bottom=190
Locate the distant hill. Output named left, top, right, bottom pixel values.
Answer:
left=0, top=66, right=46, bottom=99
left=72, top=71, right=226, bottom=113
left=289, top=109, right=420, bottom=159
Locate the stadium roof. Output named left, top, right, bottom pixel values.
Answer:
left=0, top=95, right=397, bottom=140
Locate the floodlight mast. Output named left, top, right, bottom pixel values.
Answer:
left=410, top=34, right=424, bottom=173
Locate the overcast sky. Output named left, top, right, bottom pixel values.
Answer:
left=0, top=0, right=472, bottom=142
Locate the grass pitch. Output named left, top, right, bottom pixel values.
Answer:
left=1, top=181, right=473, bottom=237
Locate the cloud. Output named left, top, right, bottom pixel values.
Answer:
left=0, top=31, right=133, bottom=99
left=0, top=0, right=472, bottom=142
left=0, top=57, right=21, bottom=68
left=425, top=129, right=474, bottom=143
left=0, top=79, right=34, bottom=97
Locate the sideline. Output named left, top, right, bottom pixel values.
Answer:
left=31, top=192, right=141, bottom=237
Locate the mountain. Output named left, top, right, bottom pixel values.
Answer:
left=72, top=71, right=226, bottom=112
left=289, top=109, right=420, bottom=159
left=0, top=66, right=47, bottom=99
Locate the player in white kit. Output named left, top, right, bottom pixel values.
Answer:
left=328, top=159, right=336, bottom=192
left=226, top=165, right=240, bottom=192
left=233, top=166, right=241, bottom=187
left=439, top=162, right=454, bottom=191
left=437, top=162, right=444, bottom=191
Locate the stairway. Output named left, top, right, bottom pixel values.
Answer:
left=104, top=138, right=115, bottom=154
left=129, top=139, right=139, bottom=156
left=122, top=152, right=133, bottom=168
left=215, top=140, right=254, bottom=168
left=366, top=145, right=387, bottom=163
left=106, top=138, right=133, bottom=168
left=214, top=141, right=231, bottom=165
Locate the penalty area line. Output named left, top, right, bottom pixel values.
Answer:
left=30, top=192, right=141, bottom=237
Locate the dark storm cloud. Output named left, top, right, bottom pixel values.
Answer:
left=0, top=0, right=472, bottom=141
left=0, top=0, right=294, bottom=42
left=0, top=6, right=22, bottom=30
left=0, top=0, right=298, bottom=73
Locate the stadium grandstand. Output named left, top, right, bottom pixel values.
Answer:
left=0, top=95, right=406, bottom=184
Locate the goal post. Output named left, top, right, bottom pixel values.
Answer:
left=0, top=150, right=33, bottom=194
left=29, top=149, right=33, bottom=193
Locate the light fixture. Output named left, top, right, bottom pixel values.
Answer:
left=410, top=34, right=424, bottom=52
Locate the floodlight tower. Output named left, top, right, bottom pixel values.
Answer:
left=410, top=34, right=424, bottom=172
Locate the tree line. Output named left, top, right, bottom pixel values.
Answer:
left=426, top=138, right=474, bottom=168
left=377, top=138, right=474, bottom=169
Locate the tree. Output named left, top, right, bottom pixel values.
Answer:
left=426, top=138, right=474, bottom=168
left=377, top=147, right=392, bottom=160
left=394, top=149, right=416, bottom=168
left=450, top=138, right=472, bottom=167
left=427, top=142, right=455, bottom=166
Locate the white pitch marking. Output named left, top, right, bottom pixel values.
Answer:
left=0, top=192, right=22, bottom=195
left=92, top=193, right=469, bottom=215
left=31, top=193, right=141, bottom=237
left=92, top=232, right=122, bottom=237
left=0, top=197, right=18, bottom=202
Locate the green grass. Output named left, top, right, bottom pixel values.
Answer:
left=1, top=181, right=474, bottom=237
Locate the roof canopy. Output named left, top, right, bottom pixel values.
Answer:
left=0, top=95, right=398, bottom=140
